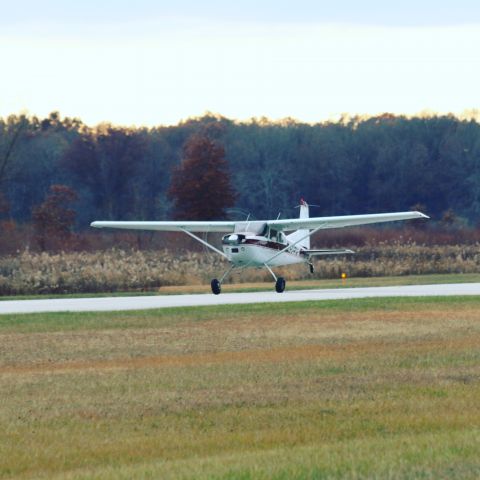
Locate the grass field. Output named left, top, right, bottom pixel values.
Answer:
left=1, top=297, right=480, bottom=479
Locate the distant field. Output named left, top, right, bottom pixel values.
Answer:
left=1, top=297, right=480, bottom=479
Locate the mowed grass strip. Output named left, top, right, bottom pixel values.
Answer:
left=1, top=296, right=480, bottom=479
left=2, top=272, right=480, bottom=300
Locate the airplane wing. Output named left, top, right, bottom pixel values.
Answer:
left=90, top=221, right=236, bottom=233
left=91, top=212, right=428, bottom=233
left=267, top=211, right=428, bottom=232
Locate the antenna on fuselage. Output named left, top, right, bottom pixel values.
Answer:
left=245, top=213, right=251, bottom=232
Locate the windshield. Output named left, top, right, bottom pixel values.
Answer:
left=234, top=222, right=267, bottom=235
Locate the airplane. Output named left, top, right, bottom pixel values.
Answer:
left=91, top=200, right=428, bottom=295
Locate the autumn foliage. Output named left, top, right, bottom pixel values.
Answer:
left=32, top=185, right=78, bottom=251
left=168, top=134, right=236, bottom=220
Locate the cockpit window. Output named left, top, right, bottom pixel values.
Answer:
left=234, top=221, right=266, bottom=235
left=267, top=228, right=286, bottom=244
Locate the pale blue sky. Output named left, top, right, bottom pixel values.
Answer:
left=1, top=1, right=479, bottom=125
left=3, top=1, right=480, bottom=27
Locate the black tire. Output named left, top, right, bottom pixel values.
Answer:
left=211, top=278, right=221, bottom=295
left=309, top=263, right=315, bottom=274
left=275, top=277, right=286, bottom=293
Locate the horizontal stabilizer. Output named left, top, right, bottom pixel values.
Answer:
left=304, top=248, right=354, bottom=256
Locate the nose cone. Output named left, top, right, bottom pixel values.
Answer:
left=223, top=244, right=247, bottom=265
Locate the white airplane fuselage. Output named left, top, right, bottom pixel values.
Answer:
left=222, top=233, right=305, bottom=268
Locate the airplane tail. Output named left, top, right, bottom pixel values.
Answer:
left=286, top=198, right=311, bottom=249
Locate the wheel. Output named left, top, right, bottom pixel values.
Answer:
left=309, top=263, right=315, bottom=274
left=275, top=277, right=286, bottom=293
left=211, top=278, right=221, bottom=295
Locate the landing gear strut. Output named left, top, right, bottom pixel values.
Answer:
left=263, top=263, right=286, bottom=293
left=210, top=265, right=235, bottom=295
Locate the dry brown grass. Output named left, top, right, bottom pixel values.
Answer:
left=1, top=243, right=480, bottom=295
left=1, top=305, right=478, bottom=368
left=1, top=334, right=479, bottom=378
left=1, top=298, right=480, bottom=479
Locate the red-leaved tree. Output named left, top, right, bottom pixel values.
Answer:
left=32, top=185, right=78, bottom=251
left=168, top=134, right=236, bottom=220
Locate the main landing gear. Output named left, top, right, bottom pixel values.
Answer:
left=275, top=277, right=286, bottom=293
left=211, top=278, right=221, bottom=295
left=265, top=263, right=286, bottom=293
left=210, top=264, right=287, bottom=294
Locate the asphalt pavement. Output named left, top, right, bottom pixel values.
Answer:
left=1, top=283, right=479, bottom=315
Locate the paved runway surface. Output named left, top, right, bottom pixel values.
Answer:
left=1, top=283, right=479, bottom=315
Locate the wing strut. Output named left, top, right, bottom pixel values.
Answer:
left=265, top=224, right=327, bottom=265
left=181, top=229, right=228, bottom=259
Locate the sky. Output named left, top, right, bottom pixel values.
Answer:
left=1, top=1, right=479, bottom=126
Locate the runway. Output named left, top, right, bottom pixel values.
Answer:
left=1, top=283, right=479, bottom=315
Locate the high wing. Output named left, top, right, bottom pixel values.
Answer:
left=267, top=211, right=428, bottom=232
left=90, top=221, right=236, bottom=233
left=91, top=211, right=428, bottom=233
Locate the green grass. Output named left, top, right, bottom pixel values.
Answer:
left=1, top=272, right=479, bottom=300
left=1, top=295, right=480, bottom=333
left=1, top=296, right=480, bottom=479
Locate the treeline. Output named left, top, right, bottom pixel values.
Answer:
left=1, top=111, right=480, bottom=230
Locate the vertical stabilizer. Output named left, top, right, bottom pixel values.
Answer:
left=286, top=198, right=311, bottom=249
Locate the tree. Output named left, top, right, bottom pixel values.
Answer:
left=61, top=127, right=147, bottom=222
left=32, top=185, right=78, bottom=251
left=0, top=192, right=9, bottom=219
left=168, top=134, right=236, bottom=219
left=0, top=114, right=28, bottom=185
